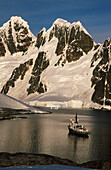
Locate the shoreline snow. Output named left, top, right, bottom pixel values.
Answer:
left=0, top=93, right=48, bottom=114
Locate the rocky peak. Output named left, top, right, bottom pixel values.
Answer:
left=35, top=27, right=46, bottom=49
left=0, top=16, right=36, bottom=57
left=53, top=18, right=71, bottom=27
left=36, top=18, right=94, bottom=65
left=53, top=19, right=90, bottom=37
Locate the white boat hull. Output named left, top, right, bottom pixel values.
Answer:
left=68, top=125, right=89, bottom=137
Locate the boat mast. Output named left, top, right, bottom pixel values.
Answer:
left=75, top=113, right=78, bottom=124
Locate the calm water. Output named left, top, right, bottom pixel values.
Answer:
left=0, top=108, right=111, bottom=164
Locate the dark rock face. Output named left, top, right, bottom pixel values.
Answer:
left=27, top=51, right=49, bottom=95
left=1, top=59, right=33, bottom=94
left=0, top=18, right=34, bottom=57
left=14, top=21, right=33, bottom=53
left=6, top=21, right=17, bottom=54
left=35, top=29, right=46, bottom=48
left=0, top=36, right=6, bottom=56
left=49, top=23, right=93, bottom=65
left=35, top=21, right=94, bottom=66
left=91, top=39, right=111, bottom=106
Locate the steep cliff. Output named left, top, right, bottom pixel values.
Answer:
left=91, top=38, right=111, bottom=106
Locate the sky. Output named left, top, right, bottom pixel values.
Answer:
left=0, top=0, right=111, bottom=43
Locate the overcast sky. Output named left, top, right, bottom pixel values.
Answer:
left=0, top=0, right=111, bottom=43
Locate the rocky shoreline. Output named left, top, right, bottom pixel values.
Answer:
left=0, top=152, right=110, bottom=169
left=0, top=107, right=29, bottom=120
left=0, top=107, right=51, bottom=120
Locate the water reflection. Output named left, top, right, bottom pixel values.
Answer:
left=0, top=109, right=111, bottom=163
left=67, top=134, right=90, bottom=163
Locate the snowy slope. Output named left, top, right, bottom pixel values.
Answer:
left=0, top=93, right=47, bottom=113
left=0, top=47, right=37, bottom=91
left=23, top=48, right=98, bottom=108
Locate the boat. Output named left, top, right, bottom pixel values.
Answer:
left=68, top=113, right=89, bottom=137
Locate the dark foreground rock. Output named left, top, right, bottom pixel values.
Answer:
left=0, top=153, right=111, bottom=169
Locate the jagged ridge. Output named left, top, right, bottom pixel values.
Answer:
left=0, top=16, right=111, bottom=109
left=36, top=18, right=94, bottom=65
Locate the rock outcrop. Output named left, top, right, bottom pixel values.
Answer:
left=0, top=152, right=110, bottom=169
left=1, top=59, right=33, bottom=94
left=91, top=38, right=111, bottom=106
left=0, top=16, right=36, bottom=57
left=27, top=51, right=49, bottom=95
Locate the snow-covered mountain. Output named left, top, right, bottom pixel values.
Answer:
left=0, top=16, right=111, bottom=109
left=0, top=16, right=36, bottom=56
